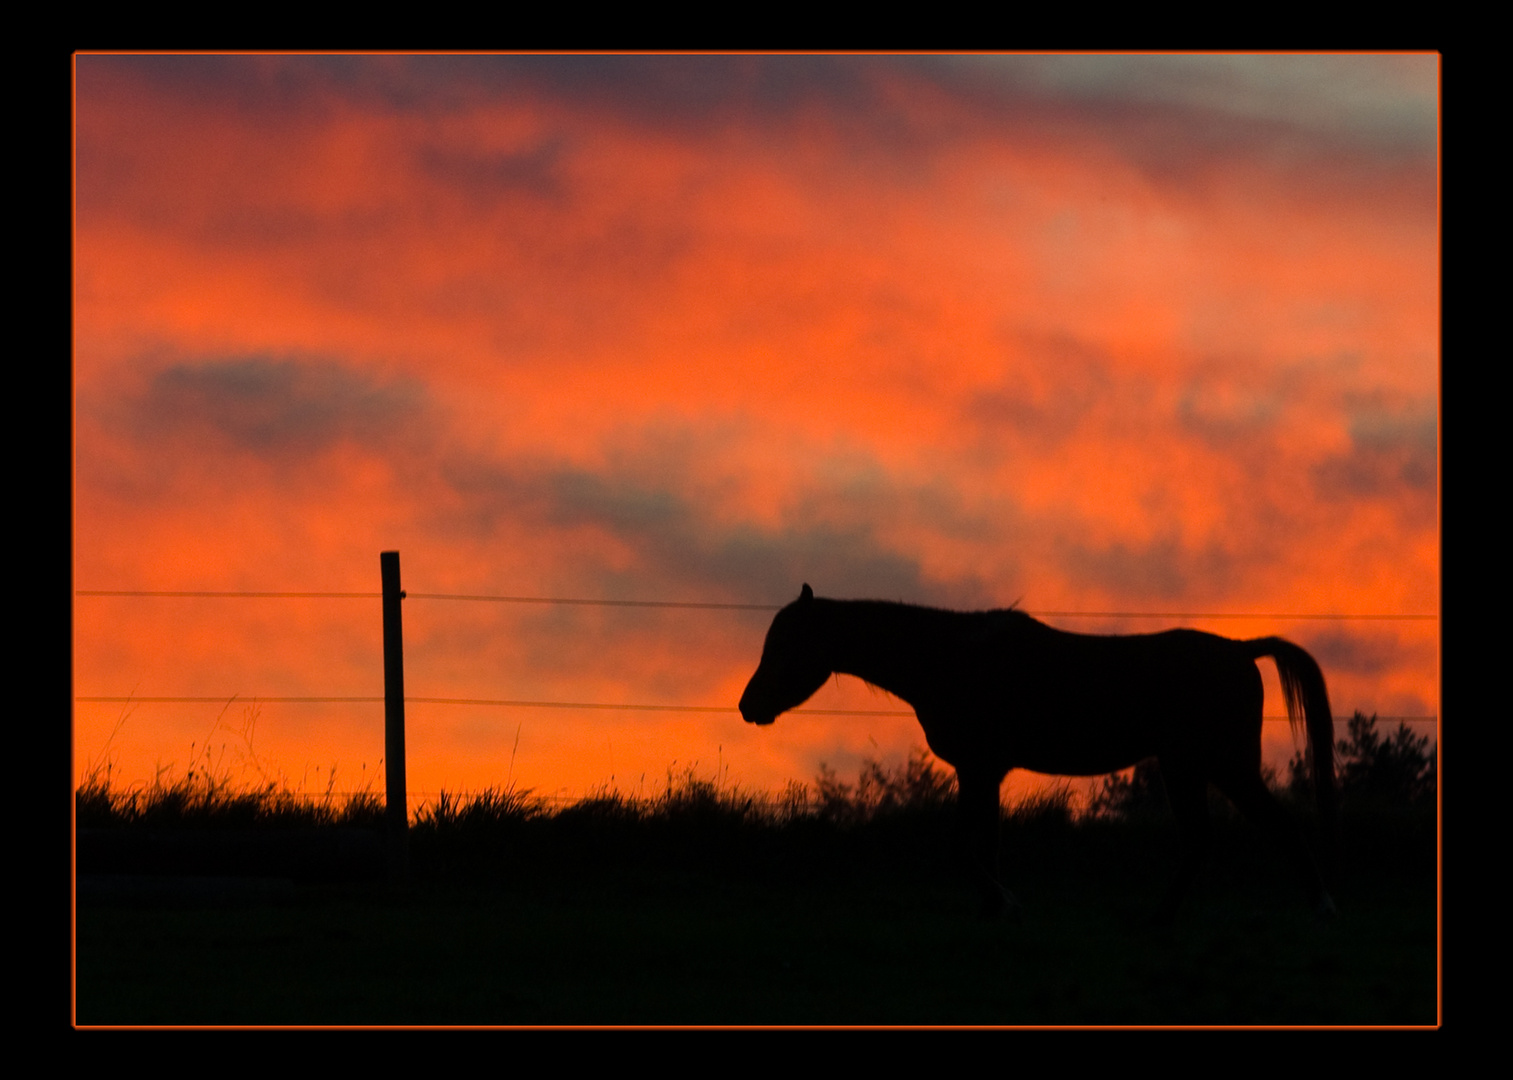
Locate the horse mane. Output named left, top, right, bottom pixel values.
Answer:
left=814, top=595, right=1050, bottom=645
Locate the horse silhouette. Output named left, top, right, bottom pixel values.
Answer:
left=738, top=584, right=1337, bottom=921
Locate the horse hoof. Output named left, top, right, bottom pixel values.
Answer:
left=1315, top=893, right=1339, bottom=921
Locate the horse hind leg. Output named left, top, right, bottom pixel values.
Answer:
left=1153, top=762, right=1211, bottom=925
left=956, top=769, right=1019, bottom=919
left=1213, top=768, right=1337, bottom=919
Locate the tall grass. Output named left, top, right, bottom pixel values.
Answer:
left=77, top=769, right=387, bottom=830
left=78, top=700, right=390, bottom=830
left=78, top=711, right=1435, bottom=843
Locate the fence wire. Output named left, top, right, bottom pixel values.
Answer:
left=74, top=588, right=1439, bottom=722
left=76, top=589, right=1437, bottom=619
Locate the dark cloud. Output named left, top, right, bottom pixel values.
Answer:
left=1055, top=532, right=1235, bottom=602
left=74, top=54, right=883, bottom=132
left=78, top=54, right=1436, bottom=204
left=462, top=55, right=878, bottom=127
left=77, top=54, right=423, bottom=122
left=1312, top=402, right=1437, bottom=500
left=81, top=53, right=1434, bottom=132
left=1300, top=627, right=1436, bottom=703
left=415, top=136, right=567, bottom=206
left=441, top=449, right=1002, bottom=609
left=116, top=356, right=429, bottom=458
left=97, top=353, right=1006, bottom=608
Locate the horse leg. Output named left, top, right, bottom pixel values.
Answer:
left=956, top=768, right=1017, bottom=919
left=1154, top=761, right=1210, bottom=924
left=1213, top=769, right=1337, bottom=919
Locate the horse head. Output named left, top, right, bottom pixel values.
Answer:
left=739, top=584, right=832, bottom=726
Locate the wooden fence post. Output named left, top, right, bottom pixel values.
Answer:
left=380, top=551, right=409, bottom=882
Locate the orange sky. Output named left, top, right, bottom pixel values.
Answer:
left=73, top=54, right=1439, bottom=809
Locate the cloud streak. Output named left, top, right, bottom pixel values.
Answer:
left=126, top=357, right=428, bottom=455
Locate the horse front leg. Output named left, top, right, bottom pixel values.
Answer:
left=957, top=768, right=1017, bottom=919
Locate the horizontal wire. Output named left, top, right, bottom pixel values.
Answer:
left=409, top=593, right=778, bottom=610
left=72, top=695, right=900, bottom=714
left=77, top=696, right=387, bottom=703
left=71, top=589, right=1440, bottom=731
left=74, top=589, right=1437, bottom=620
left=76, top=590, right=382, bottom=599
left=71, top=696, right=1439, bottom=723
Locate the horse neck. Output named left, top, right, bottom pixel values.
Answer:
left=814, top=599, right=944, bottom=706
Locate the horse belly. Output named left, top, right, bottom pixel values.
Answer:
left=1011, top=711, right=1154, bottom=776
left=925, top=698, right=1152, bottom=778
left=985, top=668, right=1148, bottom=774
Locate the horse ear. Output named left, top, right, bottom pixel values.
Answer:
left=800, top=583, right=814, bottom=602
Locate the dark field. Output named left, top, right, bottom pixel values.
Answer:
left=75, top=757, right=1437, bottom=1027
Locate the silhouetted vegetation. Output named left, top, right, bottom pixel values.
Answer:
left=1288, top=711, right=1436, bottom=812
left=1088, top=758, right=1170, bottom=820
left=76, top=769, right=386, bottom=831
left=75, top=748, right=1056, bottom=891
left=79, top=702, right=389, bottom=831
left=78, top=710, right=1436, bottom=854
left=78, top=749, right=958, bottom=834
left=77, top=739, right=1437, bottom=1024
left=1086, top=711, right=1437, bottom=823
left=811, top=748, right=958, bottom=825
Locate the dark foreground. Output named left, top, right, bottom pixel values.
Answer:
left=75, top=803, right=1436, bottom=1026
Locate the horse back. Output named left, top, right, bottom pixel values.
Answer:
left=918, top=620, right=1265, bottom=777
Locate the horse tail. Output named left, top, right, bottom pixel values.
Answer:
left=1247, top=637, right=1336, bottom=848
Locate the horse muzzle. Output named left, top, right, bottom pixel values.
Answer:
left=738, top=692, right=777, bottom=726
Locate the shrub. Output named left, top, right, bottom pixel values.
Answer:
left=1088, top=758, right=1168, bottom=820
left=1290, top=710, right=1436, bottom=811
left=811, top=748, right=956, bottom=826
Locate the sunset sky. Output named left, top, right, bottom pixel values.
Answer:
left=73, top=54, right=1439, bottom=808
